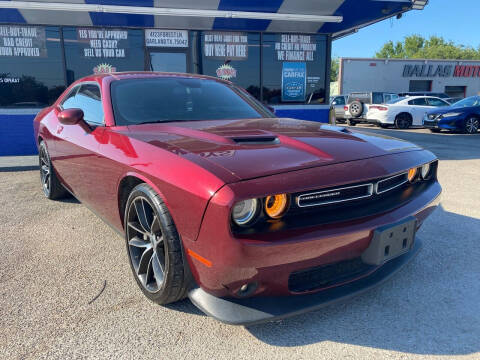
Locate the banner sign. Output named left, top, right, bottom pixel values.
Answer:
left=0, top=25, right=47, bottom=57
left=403, top=63, right=480, bottom=78
left=275, top=34, right=316, bottom=62
left=282, top=62, right=306, bottom=102
left=204, top=32, right=248, bottom=60
left=77, top=28, right=128, bottom=58
left=145, top=29, right=188, bottom=48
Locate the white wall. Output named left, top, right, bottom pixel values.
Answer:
left=339, top=58, right=480, bottom=97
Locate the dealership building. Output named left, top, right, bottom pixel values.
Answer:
left=339, top=57, right=480, bottom=98
left=0, top=0, right=427, bottom=156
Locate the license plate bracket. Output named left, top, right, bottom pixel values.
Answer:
left=361, top=217, right=417, bottom=266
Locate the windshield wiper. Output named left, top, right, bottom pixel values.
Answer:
left=134, top=120, right=183, bottom=125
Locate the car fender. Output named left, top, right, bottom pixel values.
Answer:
left=115, top=171, right=171, bottom=225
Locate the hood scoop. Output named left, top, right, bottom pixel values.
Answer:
left=230, top=136, right=280, bottom=145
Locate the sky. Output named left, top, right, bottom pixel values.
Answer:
left=332, top=0, right=480, bottom=59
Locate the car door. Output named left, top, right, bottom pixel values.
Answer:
left=53, top=83, right=105, bottom=205
left=407, top=97, right=431, bottom=125
left=333, top=96, right=346, bottom=117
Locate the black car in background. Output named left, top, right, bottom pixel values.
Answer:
left=424, top=96, right=480, bottom=134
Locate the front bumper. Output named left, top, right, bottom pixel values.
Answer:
left=183, top=151, right=440, bottom=302
left=188, top=237, right=422, bottom=326
left=424, top=116, right=464, bottom=130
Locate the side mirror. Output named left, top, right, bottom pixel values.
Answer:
left=58, top=108, right=84, bottom=125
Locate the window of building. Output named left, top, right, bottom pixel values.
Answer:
left=262, top=34, right=327, bottom=105
left=63, top=27, right=145, bottom=84
left=199, top=31, right=261, bottom=100
left=409, top=80, right=432, bottom=92
left=445, top=86, right=466, bottom=98
left=0, top=25, right=65, bottom=108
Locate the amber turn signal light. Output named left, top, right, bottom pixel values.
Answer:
left=407, top=168, right=417, bottom=182
left=264, top=194, right=288, bottom=219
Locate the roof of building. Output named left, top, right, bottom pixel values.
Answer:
left=0, top=0, right=426, bottom=37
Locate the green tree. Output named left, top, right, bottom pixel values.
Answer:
left=375, top=35, right=480, bottom=60
left=330, top=57, right=339, bottom=82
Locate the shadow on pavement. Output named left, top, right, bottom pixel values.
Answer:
left=245, top=205, right=480, bottom=355
left=0, top=165, right=39, bottom=172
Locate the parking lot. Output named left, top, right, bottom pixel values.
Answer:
left=1, top=125, right=479, bottom=359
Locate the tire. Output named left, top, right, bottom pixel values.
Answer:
left=124, top=183, right=191, bottom=305
left=38, top=141, right=69, bottom=200
left=430, top=129, right=441, bottom=133
left=349, top=101, right=364, bottom=118
left=464, top=116, right=479, bottom=134
left=394, top=113, right=412, bottom=129
left=347, top=119, right=357, bottom=126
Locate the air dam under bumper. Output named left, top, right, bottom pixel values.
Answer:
left=188, top=238, right=422, bottom=326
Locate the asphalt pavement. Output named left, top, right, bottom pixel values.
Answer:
left=0, top=125, right=479, bottom=359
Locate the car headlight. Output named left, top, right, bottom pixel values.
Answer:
left=232, top=199, right=259, bottom=226
left=442, top=112, right=462, bottom=118
left=421, top=163, right=431, bottom=179
left=264, top=194, right=289, bottom=219
left=407, top=168, right=417, bottom=183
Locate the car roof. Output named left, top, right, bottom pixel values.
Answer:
left=77, top=71, right=230, bottom=84
left=400, top=95, right=445, bottom=100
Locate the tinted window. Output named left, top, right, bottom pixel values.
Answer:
left=76, top=84, right=104, bottom=124
left=408, top=98, right=428, bottom=106
left=372, top=93, right=383, bottom=104
left=200, top=32, right=260, bottom=100
left=388, top=97, right=406, bottom=104
left=63, top=27, right=144, bottom=84
left=61, top=86, right=80, bottom=109
left=334, top=96, right=345, bottom=105
left=427, top=98, right=449, bottom=107
left=111, top=78, right=264, bottom=125
left=0, top=25, right=65, bottom=107
left=262, top=34, right=327, bottom=104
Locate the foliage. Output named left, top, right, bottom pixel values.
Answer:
left=375, top=35, right=480, bottom=60
left=330, top=57, right=339, bottom=82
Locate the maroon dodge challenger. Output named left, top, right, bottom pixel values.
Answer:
left=34, top=72, right=441, bottom=325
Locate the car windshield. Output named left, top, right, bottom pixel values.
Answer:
left=452, top=96, right=480, bottom=108
left=111, top=77, right=265, bottom=125
left=387, top=97, right=406, bottom=104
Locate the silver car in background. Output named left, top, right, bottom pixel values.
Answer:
left=330, top=95, right=348, bottom=122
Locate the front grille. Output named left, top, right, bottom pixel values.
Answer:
left=295, top=172, right=409, bottom=208
left=232, top=161, right=438, bottom=236
left=297, top=183, right=373, bottom=207
left=376, top=173, right=408, bottom=194
left=288, top=258, right=375, bottom=293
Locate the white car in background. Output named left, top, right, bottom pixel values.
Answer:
left=366, top=96, right=451, bottom=129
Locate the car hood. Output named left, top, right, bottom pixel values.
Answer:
left=121, top=118, right=421, bottom=181
left=428, top=105, right=469, bottom=116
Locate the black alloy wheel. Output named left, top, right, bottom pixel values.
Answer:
left=125, top=183, right=191, bottom=304
left=39, top=144, right=51, bottom=197
left=464, top=117, right=479, bottom=134
left=127, top=195, right=166, bottom=293
left=395, top=113, right=411, bottom=129
left=38, top=141, right=68, bottom=200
